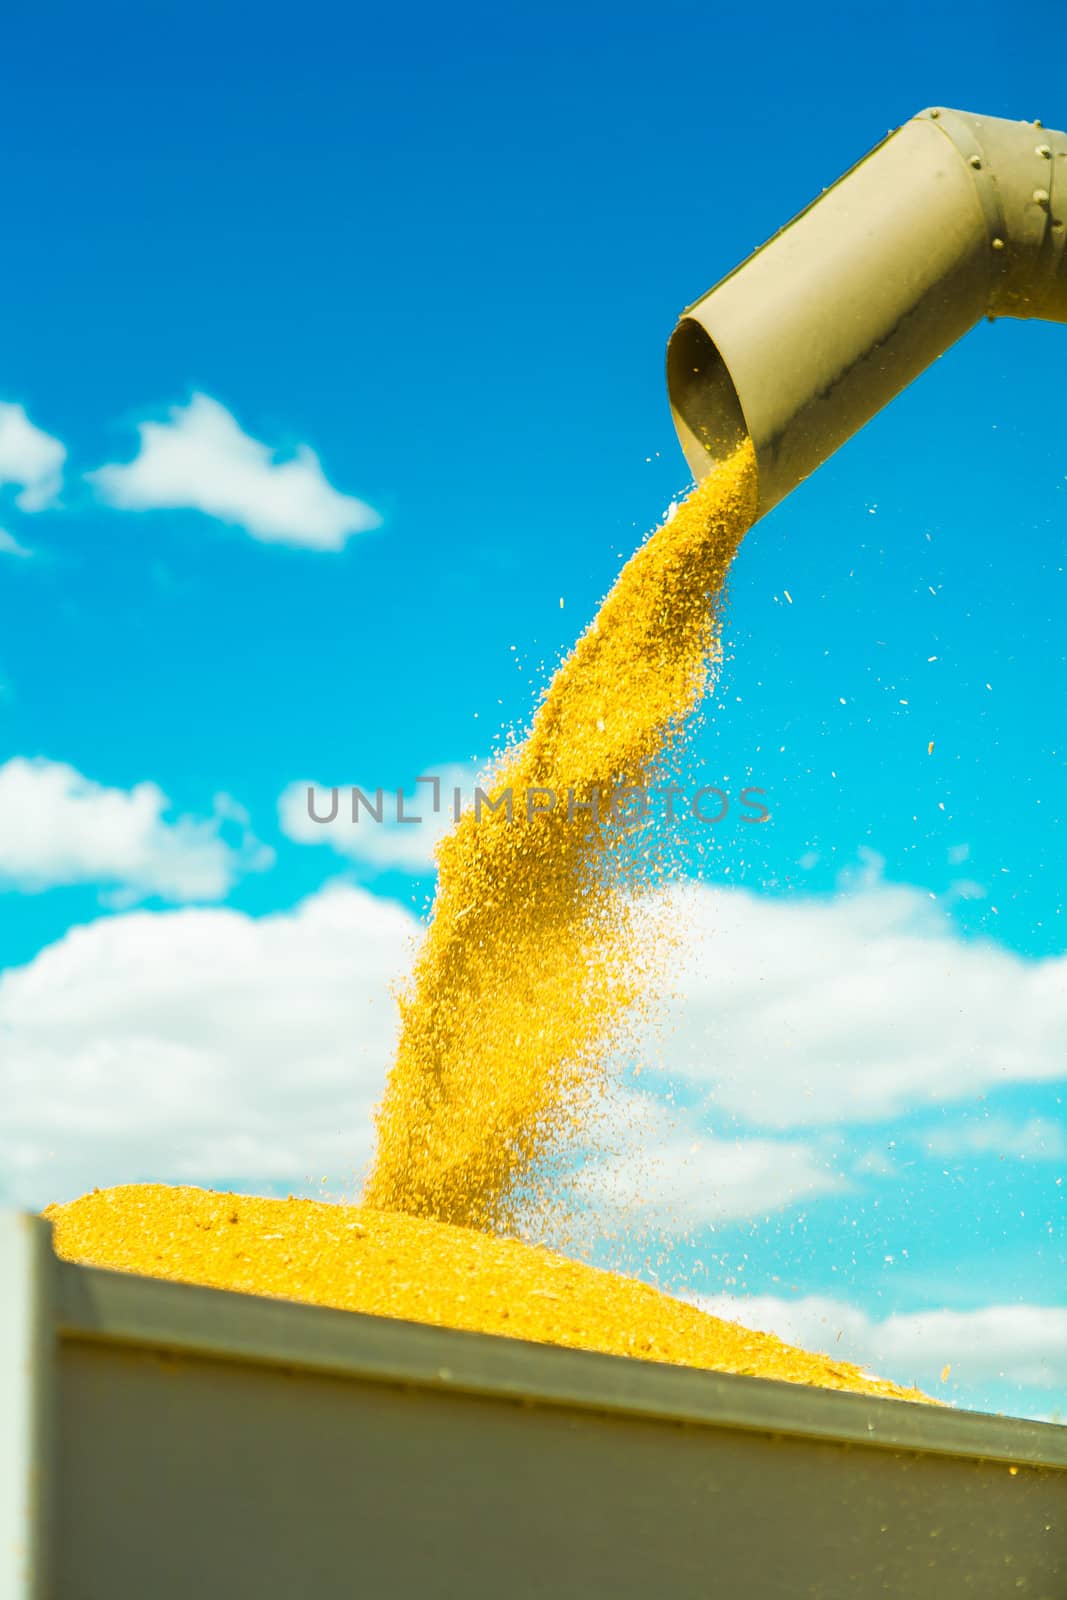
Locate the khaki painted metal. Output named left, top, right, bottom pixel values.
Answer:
left=3, top=1213, right=1065, bottom=1598
left=668, top=107, right=1067, bottom=515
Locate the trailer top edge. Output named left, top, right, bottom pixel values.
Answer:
left=37, top=1219, right=1064, bottom=1474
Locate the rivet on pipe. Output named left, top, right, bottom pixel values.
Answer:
left=969, top=155, right=983, bottom=169
left=1036, top=144, right=1052, bottom=158
left=991, top=237, right=1005, bottom=250
left=1033, top=188, right=1050, bottom=206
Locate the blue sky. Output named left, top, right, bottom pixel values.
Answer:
left=0, top=0, right=1063, bottom=1422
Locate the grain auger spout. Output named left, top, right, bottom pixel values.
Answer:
left=667, top=107, right=1067, bottom=516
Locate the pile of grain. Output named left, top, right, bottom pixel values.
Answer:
left=45, top=1184, right=931, bottom=1402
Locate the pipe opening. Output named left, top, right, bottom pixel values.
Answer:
left=666, top=317, right=750, bottom=484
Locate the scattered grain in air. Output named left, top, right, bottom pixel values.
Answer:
left=928, top=741, right=935, bottom=755
left=783, top=589, right=793, bottom=604
left=941, top=1364, right=951, bottom=1382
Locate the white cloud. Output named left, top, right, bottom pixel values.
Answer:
left=693, top=1291, right=1067, bottom=1409
left=0, top=882, right=419, bottom=1208
left=919, top=1116, right=1066, bottom=1161
left=0, top=402, right=65, bottom=511
left=88, top=393, right=381, bottom=551
left=270, top=832, right=1067, bottom=1132
left=946, top=877, right=986, bottom=902
left=279, top=765, right=481, bottom=872
left=0, top=756, right=273, bottom=902
left=573, top=1092, right=844, bottom=1229
left=657, top=871, right=1067, bottom=1129
left=0, top=527, right=32, bottom=558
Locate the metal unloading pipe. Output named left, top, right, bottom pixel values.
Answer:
left=667, top=107, right=1067, bottom=516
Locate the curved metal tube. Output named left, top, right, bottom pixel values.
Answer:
left=667, top=107, right=1067, bottom=517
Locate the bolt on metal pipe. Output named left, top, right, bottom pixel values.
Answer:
left=667, top=107, right=1067, bottom=518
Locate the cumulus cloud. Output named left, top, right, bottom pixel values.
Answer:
left=88, top=393, right=381, bottom=550
left=694, top=1291, right=1067, bottom=1414
left=0, top=883, right=419, bottom=1209
left=574, top=1092, right=845, bottom=1229
left=0, top=402, right=65, bottom=511
left=279, top=765, right=481, bottom=872
left=657, top=869, right=1067, bottom=1129
left=0, top=893, right=848, bottom=1231
left=269, top=831, right=1067, bottom=1130
left=919, top=1116, right=1066, bottom=1161
left=0, top=756, right=273, bottom=902
left=0, top=527, right=33, bottom=558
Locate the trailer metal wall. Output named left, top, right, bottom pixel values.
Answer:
left=4, top=1212, right=1065, bottom=1598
